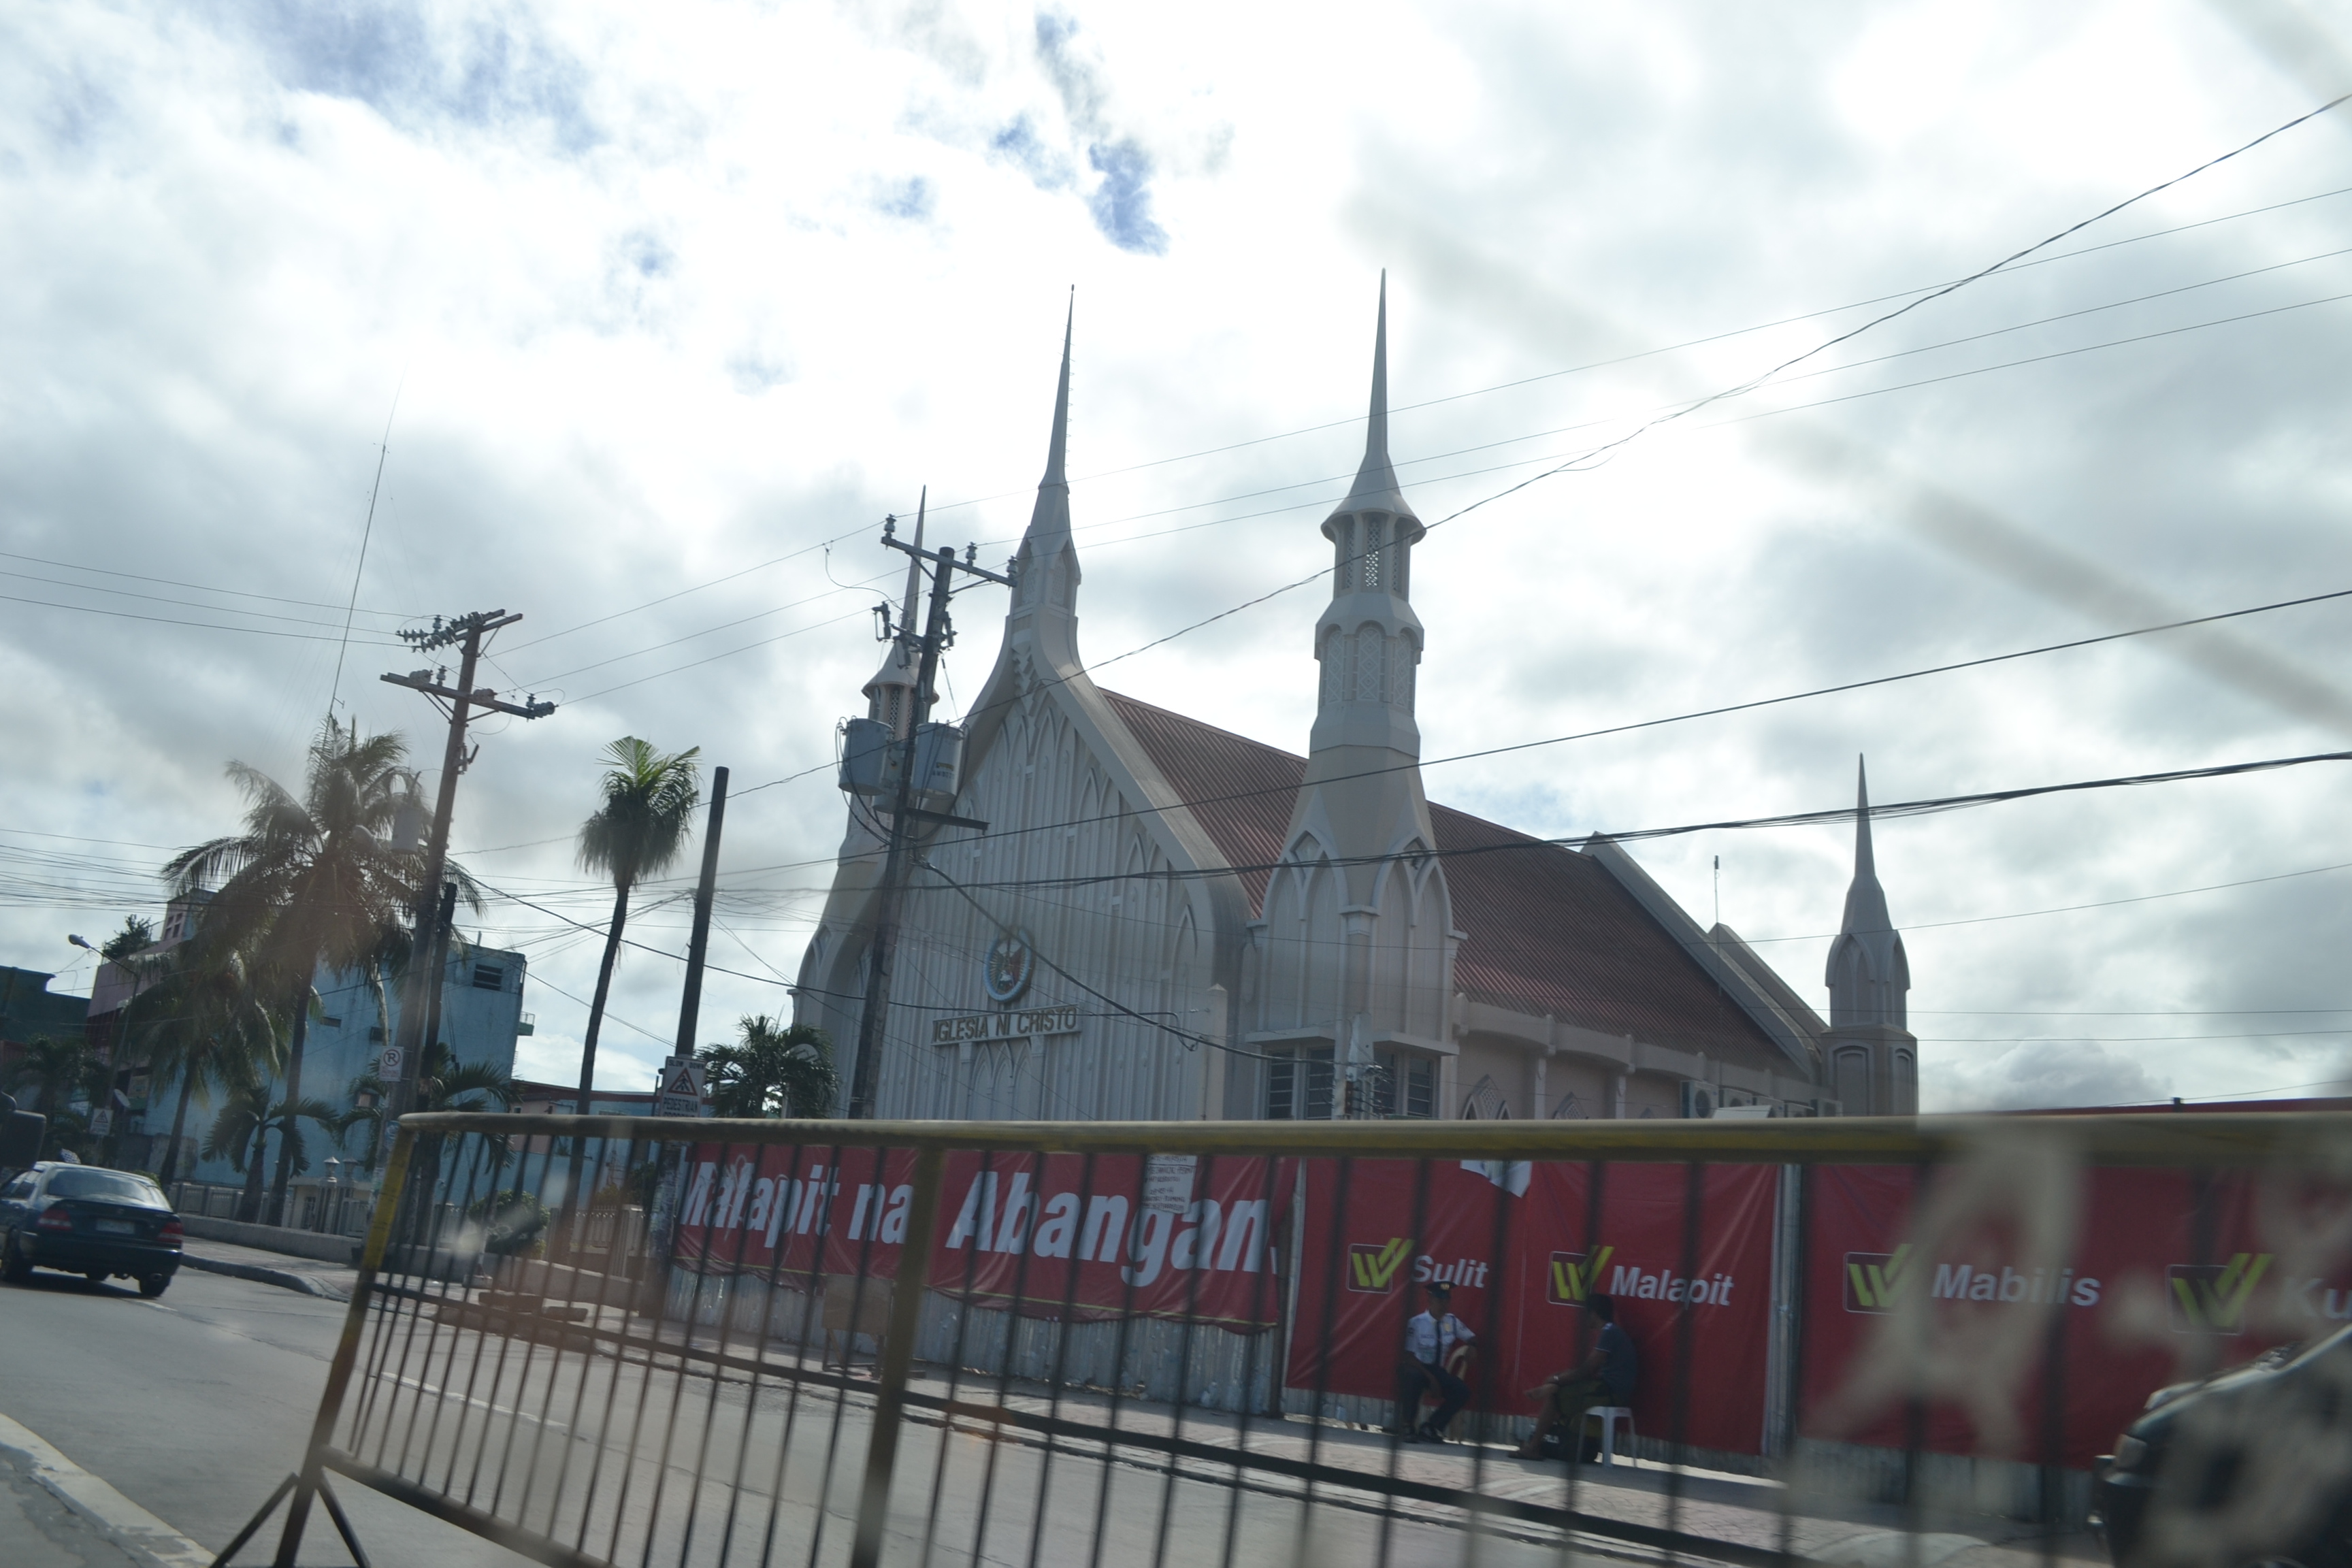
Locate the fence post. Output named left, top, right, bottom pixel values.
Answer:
left=269, top=1126, right=418, bottom=1568
left=850, top=1143, right=946, bottom=1568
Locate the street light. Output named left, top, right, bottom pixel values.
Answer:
left=65, top=936, right=119, bottom=1154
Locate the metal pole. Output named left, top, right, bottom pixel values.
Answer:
left=269, top=1125, right=418, bottom=1567
left=672, top=766, right=730, bottom=1060
left=845, top=547, right=957, bottom=1120
left=849, top=1142, right=945, bottom=1568
left=387, top=624, right=486, bottom=1137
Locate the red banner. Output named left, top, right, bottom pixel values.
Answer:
left=670, top=1145, right=1296, bottom=1330
left=1285, top=1159, right=1779, bottom=1455
left=1799, top=1164, right=2352, bottom=1469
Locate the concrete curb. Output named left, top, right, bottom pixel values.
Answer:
left=0, top=1411, right=213, bottom=1568
left=178, top=1251, right=350, bottom=1302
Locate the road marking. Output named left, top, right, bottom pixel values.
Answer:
left=0, top=1410, right=212, bottom=1568
left=390, top=1372, right=572, bottom=1435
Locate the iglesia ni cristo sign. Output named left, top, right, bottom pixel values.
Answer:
left=930, top=1004, right=1080, bottom=1046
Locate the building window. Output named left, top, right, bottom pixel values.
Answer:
left=1267, top=1046, right=1335, bottom=1120
left=1370, top=1051, right=1435, bottom=1118
left=472, top=964, right=506, bottom=992
left=1834, top=1048, right=1870, bottom=1115
left=368, top=1026, right=385, bottom=1043
left=321, top=1016, right=342, bottom=1029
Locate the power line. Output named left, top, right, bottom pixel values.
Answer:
left=940, top=745, right=2352, bottom=894
left=905, top=179, right=2352, bottom=519
left=0, top=591, right=409, bottom=643
left=1734, top=859, right=2352, bottom=945
left=862, top=583, right=2352, bottom=862
left=0, top=549, right=419, bottom=619
left=1716, top=288, right=2352, bottom=429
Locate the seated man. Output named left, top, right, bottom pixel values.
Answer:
left=1393, top=1280, right=1474, bottom=1442
left=1513, top=1292, right=1635, bottom=1460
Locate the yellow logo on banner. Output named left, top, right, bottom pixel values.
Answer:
left=1845, top=1243, right=1914, bottom=1313
left=2169, top=1253, right=2272, bottom=1333
left=1546, top=1246, right=1616, bottom=1304
left=1348, top=1237, right=1416, bottom=1292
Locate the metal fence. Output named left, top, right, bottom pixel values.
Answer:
left=212, top=1111, right=2352, bottom=1568
left=170, top=1180, right=378, bottom=1237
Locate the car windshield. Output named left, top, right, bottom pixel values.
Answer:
left=45, top=1169, right=165, bottom=1206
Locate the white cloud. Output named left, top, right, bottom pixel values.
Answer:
left=3, top=0, right=2349, bottom=1113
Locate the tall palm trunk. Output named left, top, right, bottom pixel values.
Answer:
left=567, top=881, right=633, bottom=1216
left=265, top=981, right=312, bottom=1226
left=159, top=1061, right=197, bottom=1187
left=238, top=1120, right=268, bottom=1220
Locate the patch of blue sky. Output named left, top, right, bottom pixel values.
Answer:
left=876, top=176, right=934, bottom=222
left=227, top=0, right=600, bottom=153
left=1085, top=140, right=1167, bottom=256
left=990, top=115, right=1071, bottom=190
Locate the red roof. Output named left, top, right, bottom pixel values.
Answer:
left=1102, top=691, right=1778, bottom=1058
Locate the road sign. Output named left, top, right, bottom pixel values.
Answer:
left=655, top=1059, right=710, bottom=1118
left=376, top=1046, right=404, bottom=1081
left=88, top=1108, right=112, bottom=1139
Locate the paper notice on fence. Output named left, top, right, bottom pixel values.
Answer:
left=1143, top=1154, right=1197, bottom=1213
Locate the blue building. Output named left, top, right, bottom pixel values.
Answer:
left=88, top=893, right=531, bottom=1189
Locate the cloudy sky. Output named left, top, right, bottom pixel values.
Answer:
left=5, top=0, right=2350, bottom=1113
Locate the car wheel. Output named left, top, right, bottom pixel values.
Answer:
left=137, top=1273, right=169, bottom=1299
left=0, top=1233, right=30, bottom=1284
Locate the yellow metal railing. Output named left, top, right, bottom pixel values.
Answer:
left=212, top=1110, right=2352, bottom=1568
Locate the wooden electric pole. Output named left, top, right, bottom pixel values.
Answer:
left=845, top=517, right=1008, bottom=1120
left=378, top=610, right=553, bottom=1146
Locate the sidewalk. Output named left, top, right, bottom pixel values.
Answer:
left=178, top=1235, right=360, bottom=1301
left=0, top=1415, right=209, bottom=1568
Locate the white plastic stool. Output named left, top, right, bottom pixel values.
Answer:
left=1586, top=1406, right=1636, bottom=1466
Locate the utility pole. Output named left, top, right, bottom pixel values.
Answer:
left=845, top=514, right=1009, bottom=1120
left=673, top=766, right=730, bottom=1060
left=378, top=611, right=554, bottom=1146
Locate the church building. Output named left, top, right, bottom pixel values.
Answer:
left=792, top=288, right=1919, bottom=1124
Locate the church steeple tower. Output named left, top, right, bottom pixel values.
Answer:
left=1822, top=757, right=1917, bottom=1113
left=862, top=497, right=929, bottom=738
left=1827, top=757, right=1907, bottom=1028
left=1260, top=276, right=1454, bottom=1115
left=1311, top=272, right=1428, bottom=757
left=1003, top=295, right=1082, bottom=676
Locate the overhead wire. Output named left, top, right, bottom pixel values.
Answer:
left=935, top=745, right=2352, bottom=894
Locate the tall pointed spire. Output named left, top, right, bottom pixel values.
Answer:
left=1004, top=291, right=1082, bottom=665
left=1840, top=755, right=1891, bottom=936
left=863, top=489, right=930, bottom=734
left=1041, top=291, right=1071, bottom=491
left=1827, top=753, right=1906, bottom=1034
left=1333, top=271, right=1418, bottom=525
left=896, top=489, right=928, bottom=634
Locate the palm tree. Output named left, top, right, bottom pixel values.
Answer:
left=569, top=737, right=700, bottom=1205
left=342, top=1041, right=519, bottom=1169
left=698, top=1017, right=837, bottom=1118
left=167, top=719, right=455, bottom=1223
left=1, top=1034, right=103, bottom=1117
left=118, top=938, right=283, bottom=1186
left=204, top=1083, right=343, bottom=1213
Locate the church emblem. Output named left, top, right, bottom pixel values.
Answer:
left=983, top=930, right=1036, bottom=1004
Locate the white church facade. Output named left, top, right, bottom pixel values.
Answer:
left=792, top=289, right=1919, bottom=1124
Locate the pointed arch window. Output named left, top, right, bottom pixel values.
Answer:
left=1361, top=515, right=1385, bottom=590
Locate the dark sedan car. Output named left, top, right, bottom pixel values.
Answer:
left=2099, top=1322, right=2352, bottom=1567
left=0, top=1163, right=183, bottom=1296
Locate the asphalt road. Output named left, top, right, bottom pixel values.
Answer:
left=0, top=1263, right=1582, bottom=1568
left=0, top=1262, right=2082, bottom=1568
left=0, top=1264, right=517, bottom=1567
